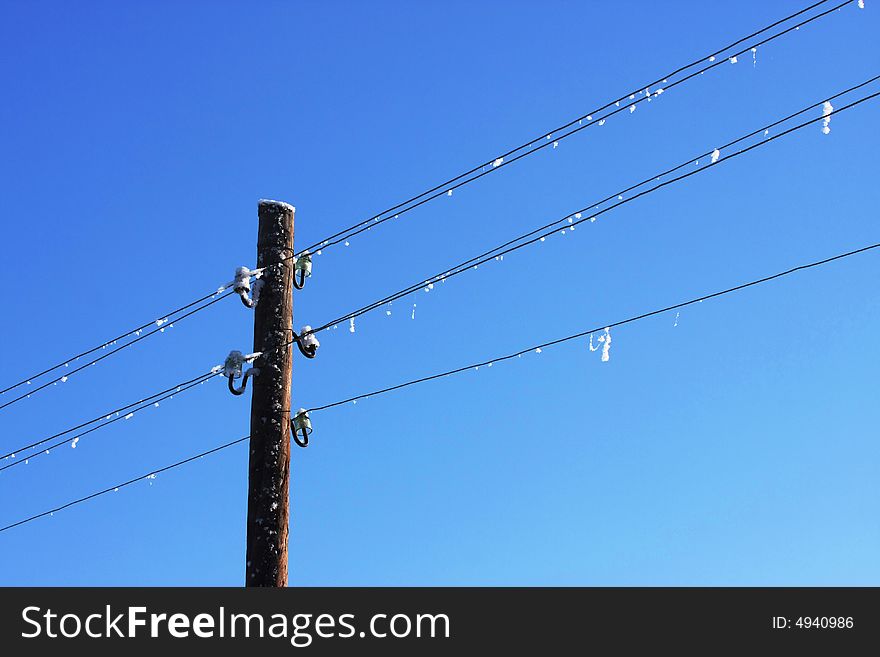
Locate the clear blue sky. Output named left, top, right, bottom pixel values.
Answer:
left=1, top=0, right=878, bottom=586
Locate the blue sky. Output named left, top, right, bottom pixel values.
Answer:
left=1, top=0, right=878, bottom=586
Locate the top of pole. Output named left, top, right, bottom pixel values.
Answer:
left=258, top=199, right=296, bottom=214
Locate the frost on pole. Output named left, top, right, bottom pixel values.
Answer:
left=822, top=101, right=834, bottom=135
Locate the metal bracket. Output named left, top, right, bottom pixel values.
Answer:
left=223, top=350, right=261, bottom=395
left=292, top=326, right=319, bottom=359
left=292, top=409, right=312, bottom=447
left=293, top=251, right=312, bottom=291
left=233, top=266, right=261, bottom=308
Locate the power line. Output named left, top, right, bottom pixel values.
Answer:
left=0, top=283, right=236, bottom=399
left=0, top=371, right=219, bottom=472
left=13, top=82, right=860, bottom=472
left=0, top=435, right=250, bottom=533
left=306, top=242, right=880, bottom=412
left=290, top=0, right=856, bottom=258
left=305, top=84, right=880, bottom=335
left=0, top=0, right=852, bottom=404
left=0, top=291, right=233, bottom=412
left=5, top=241, right=877, bottom=533
left=0, top=369, right=216, bottom=461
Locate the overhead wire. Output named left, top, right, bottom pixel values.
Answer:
left=0, top=0, right=857, bottom=402
left=306, top=242, right=880, bottom=412
left=304, top=84, right=880, bottom=336
left=0, top=435, right=250, bottom=533
left=0, top=291, right=234, bottom=411
left=5, top=240, right=878, bottom=533
left=288, top=0, right=857, bottom=258
left=0, top=370, right=219, bottom=472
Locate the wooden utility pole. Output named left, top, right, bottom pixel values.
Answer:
left=245, top=199, right=295, bottom=587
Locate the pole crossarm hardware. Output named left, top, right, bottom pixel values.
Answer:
left=293, top=251, right=312, bottom=290
left=291, top=409, right=312, bottom=448
left=233, top=266, right=265, bottom=308
left=291, top=325, right=320, bottom=359
left=223, top=350, right=261, bottom=396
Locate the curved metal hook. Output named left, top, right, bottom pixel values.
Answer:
left=291, top=409, right=312, bottom=447
left=293, top=251, right=311, bottom=291
left=233, top=266, right=257, bottom=308
left=236, top=289, right=255, bottom=308
left=228, top=367, right=258, bottom=395
left=228, top=374, right=245, bottom=395
left=292, top=427, right=309, bottom=448
left=292, top=332, right=317, bottom=359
